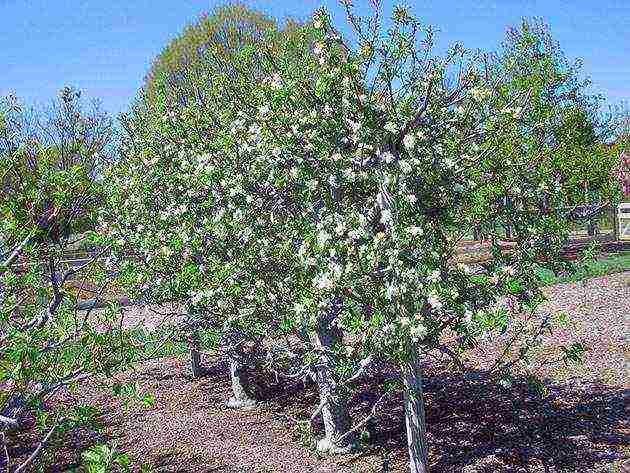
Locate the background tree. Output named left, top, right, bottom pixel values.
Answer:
left=0, top=86, right=114, bottom=248
left=481, top=19, right=620, bottom=241
left=137, top=2, right=301, bottom=112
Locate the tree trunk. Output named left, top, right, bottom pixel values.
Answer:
left=312, top=295, right=356, bottom=454
left=401, top=354, right=429, bottom=473
left=187, top=331, right=203, bottom=379
left=226, top=356, right=257, bottom=409
left=189, top=348, right=202, bottom=378
left=220, top=319, right=258, bottom=408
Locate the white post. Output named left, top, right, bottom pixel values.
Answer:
left=618, top=203, right=630, bottom=241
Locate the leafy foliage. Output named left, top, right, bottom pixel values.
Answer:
left=106, top=4, right=619, bottom=471
left=0, top=89, right=133, bottom=471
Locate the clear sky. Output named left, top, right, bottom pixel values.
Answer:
left=2, top=0, right=628, bottom=117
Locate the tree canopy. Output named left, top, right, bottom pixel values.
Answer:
left=105, top=6, right=620, bottom=472
left=139, top=3, right=302, bottom=109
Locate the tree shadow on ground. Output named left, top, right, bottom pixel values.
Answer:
left=347, top=366, right=629, bottom=472
left=7, top=357, right=627, bottom=473
left=204, top=359, right=629, bottom=472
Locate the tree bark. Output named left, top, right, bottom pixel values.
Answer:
left=226, top=355, right=257, bottom=408
left=189, top=348, right=202, bottom=379
left=401, top=354, right=429, bottom=473
left=312, top=295, right=356, bottom=454
left=221, top=318, right=258, bottom=409
left=187, top=330, right=203, bottom=379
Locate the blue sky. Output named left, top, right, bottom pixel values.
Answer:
left=2, top=0, right=628, bottom=117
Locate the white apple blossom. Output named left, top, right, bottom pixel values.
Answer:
left=399, top=159, right=412, bottom=174
left=335, top=221, right=346, bottom=236
left=403, top=134, right=416, bottom=150
left=315, top=273, right=334, bottom=290
left=407, top=226, right=423, bottom=236
left=382, top=151, right=395, bottom=163
left=427, top=292, right=442, bottom=309
left=385, top=122, right=397, bottom=134
left=380, top=209, right=393, bottom=224
left=317, top=230, right=331, bottom=246
left=410, top=324, right=428, bottom=341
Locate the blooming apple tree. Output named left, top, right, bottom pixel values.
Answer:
left=186, top=4, right=617, bottom=471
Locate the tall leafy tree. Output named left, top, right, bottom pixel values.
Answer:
left=108, top=3, right=309, bottom=405
left=107, top=4, right=618, bottom=472
left=138, top=3, right=301, bottom=111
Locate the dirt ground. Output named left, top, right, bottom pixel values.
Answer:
left=9, top=272, right=630, bottom=472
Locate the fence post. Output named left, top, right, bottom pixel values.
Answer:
left=613, top=204, right=620, bottom=242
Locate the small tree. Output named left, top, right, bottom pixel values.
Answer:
left=0, top=90, right=129, bottom=471
left=113, top=3, right=309, bottom=391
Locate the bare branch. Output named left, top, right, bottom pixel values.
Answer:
left=14, top=416, right=59, bottom=473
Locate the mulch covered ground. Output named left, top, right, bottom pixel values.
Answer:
left=8, top=272, right=630, bottom=472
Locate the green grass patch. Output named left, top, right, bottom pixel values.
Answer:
left=536, top=250, right=630, bottom=285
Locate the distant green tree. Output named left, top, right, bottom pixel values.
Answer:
left=485, top=18, right=619, bottom=230
left=139, top=3, right=301, bottom=110
left=0, top=87, right=114, bottom=245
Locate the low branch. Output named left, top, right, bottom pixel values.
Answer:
left=396, top=75, right=435, bottom=148
left=1, top=231, right=35, bottom=270
left=346, top=355, right=374, bottom=383
left=15, top=416, right=59, bottom=473
left=336, top=390, right=390, bottom=445
left=61, top=244, right=111, bottom=285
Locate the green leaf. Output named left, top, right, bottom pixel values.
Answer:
left=562, top=342, right=587, bottom=364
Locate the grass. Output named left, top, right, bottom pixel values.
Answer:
left=536, top=250, right=630, bottom=285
